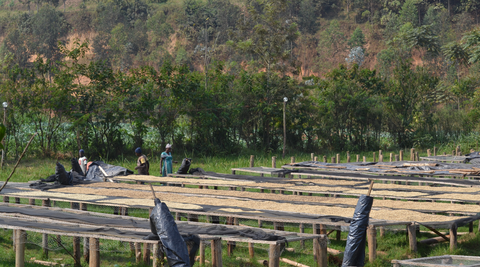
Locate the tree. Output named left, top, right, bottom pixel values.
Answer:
left=348, top=27, right=366, bottom=48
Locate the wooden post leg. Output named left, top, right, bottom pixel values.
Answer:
left=73, top=237, right=81, bottom=267
left=336, top=230, right=341, bottom=241
left=450, top=223, right=458, bottom=252
left=313, top=237, right=327, bottom=267
left=29, top=199, right=35, bottom=206
left=15, top=229, right=25, bottom=267
left=211, top=239, right=222, bottom=267
left=42, top=199, right=50, bottom=258
left=268, top=243, right=281, bottom=267
left=248, top=243, right=254, bottom=258
left=299, top=224, right=305, bottom=248
left=274, top=222, right=284, bottom=231
left=407, top=223, right=417, bottom=254
left=199, top=241, right=206, bottom=265
left=367, top=225, right=377, bottom=263
left=469, top=222, right=473, bottom=233
left=135, top=242, right=142, bottom=263
left=89, top=237, right=100, bottom=267
left=152, top=243, right=162, bottom=267
left=379, top=226, right=385, bottom=237
left=142, top=243, right=150, bottom=264
left=83, top=237, right=89, bottom=262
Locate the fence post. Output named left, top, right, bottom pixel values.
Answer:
left=250, top=155, right=254, bottom=167
left=272, top=156, right=276, bottom=168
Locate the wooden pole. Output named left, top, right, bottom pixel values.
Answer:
left=331, top=157, right=335, bottom=163
left=313, top=237, right=327, bottom=267
left=356, top=155, right=359, bottom=162
left=269, top=243, right=281, bottom=267
left=336, top=154, right=340, bottom=164
left=89, top=238, right=100, bottom=267
left=434, top=146, right=437, bottom=156
left=456, top=146, right=460, bottom=156
left=135, top=242, right=142, bottom=263
left=415, top=152, right=419, bottom=161
left=407, top=223, right=417, bottom=254
left=211, top=239, right=222, bottom=267
left=15, top=230, right=25, bottom=267
left=299, top=223, right=305, bottom=248
left=367, top=225, right=376, bottom=263
left=399, top=150, right=403, bottom=161
left=199, top=241, right=206, bottom=265
left=379, top=226, right=385, bottom=237
left=250, top=155, right=254, bottom=168
left=395, top=155, right=399, bottom=161
left=389, top=153, right=393, bottom=162
left=143, top=243, right=150, bottom=264
left=373, top=152, right=376, bottom=162
left=450, top=223, right=457, bottom=252
left=410, top=148, right=414, bottom=161
left=291, top=156, right=295, bottom=164
left=248, top=243, right=254, bottom=258
left=311, top=153, right=314, bottom=161
left=347, top=151, right=350, bottom=163
left=323, top=156, right=327, bottom=163
left=313, top=156, right=318, bottom=161
left=427, top=149, right=431, bottom=157
left=363, top=156, right=366, bottom=162
left=42, top=199, right=50, bottom=258
left=272, top=156, right=276, bottom=168
left=379, top=154, right=383, bottom=162
left=73, top=237, right=81, bottom=267
left=152, top=243, right=162, bottom=267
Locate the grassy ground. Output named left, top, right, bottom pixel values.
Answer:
left=0, top=152, right=479, bottom=266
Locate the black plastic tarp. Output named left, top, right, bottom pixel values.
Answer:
left=86, top=161, right=133, bottom=182
left=342, top=195, right=374, bottom=267
left=145, top=198, right=192, bottom=267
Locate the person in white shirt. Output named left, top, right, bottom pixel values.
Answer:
left=78, top=149, right=88, bottom=175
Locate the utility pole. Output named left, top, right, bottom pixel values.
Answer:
left=283, top=97, right=288, bottom=158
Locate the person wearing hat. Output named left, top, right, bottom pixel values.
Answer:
left=160, top=144, right=177, bottom=177
left=135, top=147, right=150, bottom=175
left=78, top=149, right=88, bottom=175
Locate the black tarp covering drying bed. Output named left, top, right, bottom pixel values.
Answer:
left=29, top=161, right=133, bottom=190
left=342, top=195, right=374, bottom=267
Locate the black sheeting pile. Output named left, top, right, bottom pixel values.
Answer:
left=29, top=160, right=133, bottom=191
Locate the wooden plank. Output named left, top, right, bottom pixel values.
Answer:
left=15, top=229, right=25, bottom=267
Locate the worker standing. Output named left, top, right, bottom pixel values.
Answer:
left=135, top=147, right=150, bottom=175
left=160, top=144, right=177, bottom=177
left=78, top=149, right=88, bottom=175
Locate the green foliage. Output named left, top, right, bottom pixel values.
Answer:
left=399, top=0, right=418, bottom=26
left=348, top=27, right=366, bottom=48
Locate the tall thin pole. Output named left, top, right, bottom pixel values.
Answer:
left=1, top=107, right=6, bottom=169
left=204, top=19, right=208, bottom=90
left=283, top=101, right=286, bottom=158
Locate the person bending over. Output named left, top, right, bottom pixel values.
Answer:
left=135, top=147, right=150, bottom=175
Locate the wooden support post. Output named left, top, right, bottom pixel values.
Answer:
left=15, top=230, right=25, bottom=267
left=331, top=157, right=335, bottom=163
left=427, top=149, right=431, bottom=157
left=400, top=150, right=404, bottom=161
left=407, top=223, right=417, bottom=254
left=456, top=146, right=460, bottom=156
left=135, top=242, right=142, bottom=263
left=248, top=243, right=254, bottom=258
left=274, top=222, right=284, bottom=231
left=319, top=224, right=326, bottom=235
left=29, top=199, right=35, bottom=206
left=379, top=154, right=383, bottom=162
left=250, top=155, right=254, bottom=167
left=434, top=146, right=437, bottom=156
left=291, top=156, right=295, bottom=164
left=367, top=225, right=377, bottom=263
left=395, top=155, right=399, bottom=161
left=323, top=156, right=327, bottom=163
left=336, top=230, right=341, bottom=241
left=152, top=243, right=162, bottom=267
left=272, top=156, right=276, bottom=168
left=452, top=150, right=455, bottom=157
left=469, top=221, right=474, bottom=233
left=42, top=199, right=50, bottom=258
left=336, top=154, right=340, bottom=164
left=313, top=237, right=327, bottom=267
left=410, top=148, right=414, bottom=161
left=269, top=243, right=281, bottom=267
left=83, top=238, right=89, bottom=263
left=143, top=243, right=150, bottom=264
left=211, top=239, right=222, bottom=267
left=373, top=152, right=376, bottom=162
left=347, top=151, right=350, bottom=163
left=356, top=155, right=359, bottom=162
left=379, top=226, right=385, bottom=237
left=14, top=197, right=20, bottom=204
left=199, top=241, right=206, bottom=265
left=311, top=153, right=314, bottom=161
left=187, top=214, right=199, bottom=222
left=415, top=152, right=419, bottom=161
left=299, top=223, right=305, bottom=248
left=363, top=156, right=366, bottom=162
left=314, top=156, right=318, bottom=161
left=450, top=223, right=458, bottom=252
left=89, top=238, right=100, bottom=267
left=3, top=196, right=8, bottom=203
left=73, top=237, right=81, bottom=267
left=389, top=153, right=392, bottom=162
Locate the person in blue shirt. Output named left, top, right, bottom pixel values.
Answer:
left=160, top=144, right=177, bottom=176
